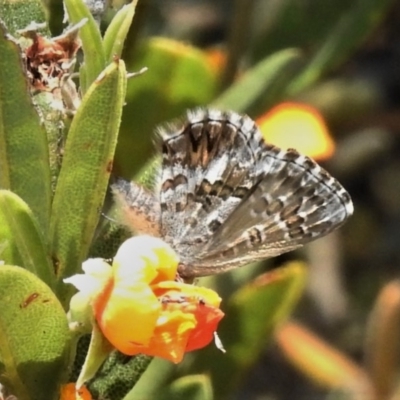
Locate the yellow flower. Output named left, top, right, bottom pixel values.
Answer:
left=65, top=236, right=224, bottom=363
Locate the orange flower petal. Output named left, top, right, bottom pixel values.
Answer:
left=120, top=283, right=225, bottom=363
left=60, top=383, right=92, bottom=400
left=205, top=47, right=227, bottom=75
left=185, top=302, right=224, bottom=352
left=153, top=282, right=224, bottom=355
left=257, top=102, right=335, bottom=161
left=138, top=310, right=197, bottom=363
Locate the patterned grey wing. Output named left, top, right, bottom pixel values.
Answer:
left=158, top=109, right=267, bottom=256
left=112, top=178, right=161, bottom=237
left=178, top=145, right=353, bottom=278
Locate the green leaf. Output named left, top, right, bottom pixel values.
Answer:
left=89, top=353, right=152, bottom=400
left=0, top=0, right=48, bottom=36
left=76, top=323, right=113, bottom=388
left=126, top=370, right=213, bottom=400
left=227, top=262, right=307, bottom=363
left=287, top=0, right=394, bottom=95
left=0, top=265, right=70, bottom=400
left=63, top=0, right=106, bottom=91
left=212, top=48, right=303, bottom=115
left=159, top=375, right=213, bottom=400
left=189, top=262, right=307, bottom=399
left=123, top=358, right=175, bottom=400
left=116, top=37, right=217, bottom=177
left=33, top=92, right=67, bottom=191
left=103, top=0, right=138, bottom=63
left=0, top=190, right=55, bottom=289
left=50, top=59, right=127, bottom=305
left=0, top=21, right=51, bottom=236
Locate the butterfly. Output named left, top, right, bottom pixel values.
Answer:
left=112, top=109, right=353, bottom=279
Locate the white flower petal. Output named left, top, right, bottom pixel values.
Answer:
left=64, top=258, right=112, bottom=294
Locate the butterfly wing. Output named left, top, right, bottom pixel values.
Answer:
left=159, top=109, right=264, bottom=251
left=112, top=177, right=162, bottom=237
left=158, top=109, right=353, bottom=278
left=179, top=147, right=353, bottom=277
